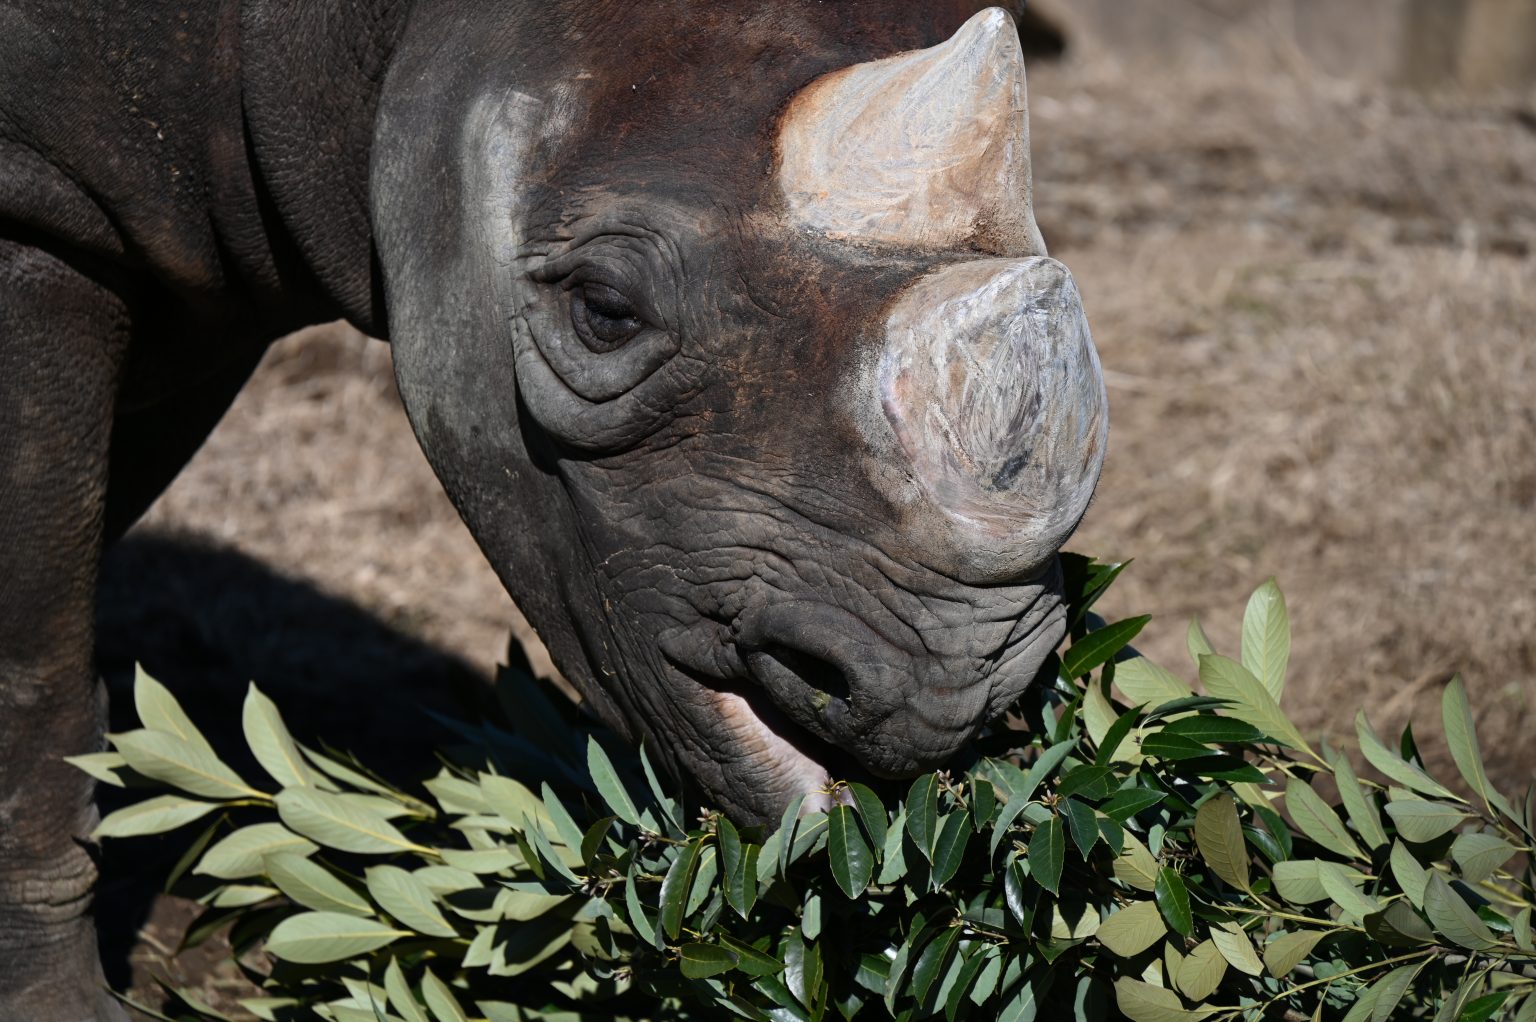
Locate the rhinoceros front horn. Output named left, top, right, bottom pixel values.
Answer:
left=776, top=6, right=1044, bottom=254
left=780, top=8, right=1107, bottom=584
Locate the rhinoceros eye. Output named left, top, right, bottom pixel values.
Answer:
left=571, top=282, right=646, bottom=352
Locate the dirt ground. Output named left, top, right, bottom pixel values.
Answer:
left=100, top=37, right=1536, bottom=1016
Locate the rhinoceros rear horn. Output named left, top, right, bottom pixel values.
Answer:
left=777, top=7, right=1044, bottom=254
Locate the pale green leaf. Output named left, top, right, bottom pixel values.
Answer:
left=1194, top=794, right=1249, bottom=891
left=1354, top=712, right=1458, bottom=800
left=1451, top=832, right=1515, bottom=883
left=384, top=959, right=429, bottom=1022
left=1113, top=832, right=1160, bottom=892
left=1097, top=900, right=1166, bottom=958
left=1114, top=978, right=1213, bottom=1022
left=1390, top=841, right=1429, bottom=908
left=111, top=729, right=265, bottom=801
left=365, top=865, right=458, bottom=937
left=1513, top=906, right=1532, bottom=952
left=92, top=794, right=220, bottom=838
left=264, top=852, right=371, bottom=916
left=1285, top=776, right=1366, bottom=861
left=1384, top=799, right=1469, bottom=843
left=586, top=737, right=639, bottom=826
left=1263, top=929, right=1330, bottom=978
left=1442, top=676, right=1518, bottom=820
left=276, top=787, right=430, bottom=855
left=1200, top=655, right=1313, bottom=755
left=1175, top=940, right=1227, bottom=1002
left=1422, top=872, right=1498, bottom=950
left=1319, top=862, right=1381, bottom=920
left=1187, top=618, right=1215, bottom=663
left=207, top=884, right=278, bottom=908
left=479, top=774, right=554, bottom=834
left=241, top=684, right=315, bottom=788
left=1327, top=748, right=1388, bottom=850
left=419, top=968, right=469, bottom=1022
left=1210, top=921, right=1263, bottom=976
left=64, top=751, right=130, bottom=788
left=1240, top=579, right=1290, bottom=702
left=264, top=911, right=408, bottom=964
left=1368, top=964, right=1422, bottom=1022
left=195, top=823, right=318, bottom=880
left=1274, top=860, right=1328, bottom=905
left=1116, top=657, right=1194, bottom=707
left=133, top=666, right=215, bottom=755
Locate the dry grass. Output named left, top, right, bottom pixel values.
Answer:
left=107, top=38, right=1536, bottom=1013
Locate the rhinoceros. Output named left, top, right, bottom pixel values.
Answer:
left=0, top=1, right=1106, bottom=1016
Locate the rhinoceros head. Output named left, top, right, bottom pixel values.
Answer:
left=371, top=3, right=1106, bottom=823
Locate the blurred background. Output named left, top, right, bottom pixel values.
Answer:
left=103, top=0, right=1535, bottom=1007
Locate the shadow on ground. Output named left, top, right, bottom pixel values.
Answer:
left=93, top=531, right=510, bottom=1013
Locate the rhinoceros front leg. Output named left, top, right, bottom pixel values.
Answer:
left=0, top=238, right=129, bottom=1022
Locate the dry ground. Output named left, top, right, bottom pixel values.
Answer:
left=102, top=43, right=1536, bottom=1014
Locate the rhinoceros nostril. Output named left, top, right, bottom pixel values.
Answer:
left=754, top=644, right=852, bottom=715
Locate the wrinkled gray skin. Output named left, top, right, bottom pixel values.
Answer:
left=0, top=2, right=1102, bottom=1018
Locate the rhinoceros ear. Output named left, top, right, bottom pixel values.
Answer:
left=776, top=7, right=1044, bottom=255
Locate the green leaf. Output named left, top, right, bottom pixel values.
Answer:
left=1240, top=579, right=1289, bottom=702
left=1058, top=765, right=1116, bottom=800
left=1274, top=860, right=1330, bottom=904
left=1513, top=906, right=1532, bottom=952
left=624, top=860, right=660, bottom=950
left=845, top=782, right=889, bottom=852
left=195, top=823, right=317, bottom=880
left=1263, top=929, right=1329, bottom=978
left=241, top=684, right=315, bottom=788
left=480, top=773, right=553, bottom=833
left=133, top=666, right=216, bottom=755
left=419, top=969, right=468, bottom=1022
left=1451, top=831, right=1515, bottom=883
left=1459, top=993, right=1509, bottom=1022
left=1194, top=794, right=1249, bottom=891
left=111, top=729, right=265, bottom=801
left=907, top=774, right=940, bottom=862
left=364, top=865, right=457, bottom=937
left=92, top=794, right=220, bottom=838
left=275, top=787, right=429, bottom=856
left=1030, top=816, right=1066, bottom=895
left=1285, top=776, right=1366, bottom=860
left=970, top=777, right=997, bottom=831
left=586, top=736, right=639, bottom=826
left=1096, top=900, right=1166, bottom=958
left=1210, top=920, right=1263, bottom=976
left=828, top=806, right=874, bottom=898
left=1355, top=712, right=1458, bottom=800
left=718, top=932, right=784, bottom=978
left=1422, top=872, right=1498, bottom=950
left=264, top=852, right=371, bottom=916
left=718, top=817, right=757, bottom=918
left=909, top=928, right=961, bottom=1005
left=1095, top=705, right=1144, bottom=766
left=659, top=838, right=702, bottom=940
left=1064, top=797, right=1099, bottom=858
left=1154, top=868, right=1193, bottom=937
left=1384, top=799, right=1470, bottom=843
left=1364, top=963, right=1422, bottom=1022
left=263, top=911, right=408, bottom=964
left=1063, top=616, right=1150, bottom=679
left=775, top=794, right=805, bottom=880
left=1160, top=716, right=1266, bottom=744
left=1328, top=748, right=1388, bottom=850
left=1116, top=657, right=1194, bottom=707
left=1199, top=655, right=1313, bottom=755
left=1113, top=978, right=1212, bottom=1022
left=930, top=812, right=970, bottom=889
left=1175, top=940, right=1227, bottom=1002
left=538, top=783, right=585, bottom=854
left=679, top=942, right=739, bottom=979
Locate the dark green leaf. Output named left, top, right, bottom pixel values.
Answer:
left=991, top=741, right=1078, bottom=856
left=1029, top=816, right=1065, bottom=895
left=1095, top=706, right=1143, bottom=766
left=930, top=812, right=970, bottom=889
left=971, top=777, right=996, bottom=832
left=907, top=775, right=939, bottom=862
left=829, top=806, right=874, bottom=898
left=1161, top=716, right=1266, bottom=744
left=659, top=839, right=702, bottom=941
left=1154, top=868, right=1193, bottom=938
left=848, top=782, right=889, bottom=853
left=719, top=933, right=786, bottom=978
left=1459, top=993, right=1508, bottom=1022
left=1057, top=765, right=1115, bottom=800
left=1099, top=788, right=1166, bottom=822
left=1139, top=732, right=1220, bottom=761
left=679, top=942, right=739, bottom=979
left=1062, top=616, right=1151, bottom=679
left=909, top=928, right=961, bottom=1004
left=1064, top=798, right=1099, bottom=858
